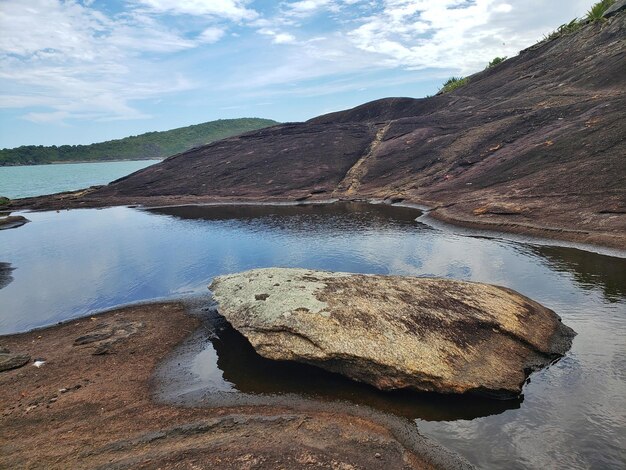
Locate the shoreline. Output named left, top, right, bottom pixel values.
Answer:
left=0, top=301, right=471, bottom=469
left=417, top=204, right=626, bottom=258
left=1, top=197, right=622, bottom=468
left=0, top=158, right=163, bottom=168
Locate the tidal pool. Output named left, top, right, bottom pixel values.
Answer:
left=1, top=202, right=624, bottom=469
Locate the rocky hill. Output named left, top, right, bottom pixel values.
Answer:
left=13, top=12, right=626, bottom=249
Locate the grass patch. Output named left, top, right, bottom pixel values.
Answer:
left=543, top=18, right=583, bottom=41
left=586, top=0, right=616, bottom=20
left=438, top=77, right=469, bottom=94
left=541, top=0, right=616, bottom=42
left=487, top=56, right=507, bottom=69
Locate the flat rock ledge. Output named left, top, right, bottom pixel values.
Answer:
left=210, top=268, right=576, bottom=399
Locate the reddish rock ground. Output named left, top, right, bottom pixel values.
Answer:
left=0, top=303, right=469, bottom=470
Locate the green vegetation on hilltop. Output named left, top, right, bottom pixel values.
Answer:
left=487, top=56, right=507, bottom=68
left=543, top=0, right=616, bottom=41
left=586, top=0, right=616, bottom=20
left=0, top=118, right=278, bottom=166
left=436, top=56, right=509, bottom=95
left=437, top=0, right=617, bottom=95
left=438, top=76, right=470, bottom=94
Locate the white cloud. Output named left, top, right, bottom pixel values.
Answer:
left=345, top=0, right=592, bottom=73
left=274, top=32, right=297, bottom=43
left=281, top=0, right=366, bottom=17
left=133, top=0, right=258, bottom=21
left=494, top=3, right=513, bottom=13
left=23, top=110, right=71, bottom=124
left=0, top=0, right=597, bottom=135
left=284, top=0, right=335, bottom=16
left=0, top=0, right=196, bottom=122
left=227, top=0, right=592, bottom=94
left=198, top=27, right=226, bottom=43
left=258, top=28, right=297, bottom=44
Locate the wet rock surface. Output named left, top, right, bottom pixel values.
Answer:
left=210, top=268, right=576, bottom=398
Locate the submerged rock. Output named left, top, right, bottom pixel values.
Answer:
left=0, top=215, right=29, bottom=230
left=0, top=262, right=14, bottom=290
left=210, top=268, right=576, bottom=399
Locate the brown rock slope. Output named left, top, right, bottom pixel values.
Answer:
left=210, top=268, right=576, bottom=399
left=14, top=14, right=626, bottom=248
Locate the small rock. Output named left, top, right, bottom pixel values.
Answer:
left=93, top=344, right=112, bottom=355
left=74, top=332, right=113, bottom=345
left=73, top=319, right=143, bottom=353
left=0, top=353, right=31, bottom=372
left=473, top=202, right=527, bottom=216
left=375, top=453, right=381, bottom=459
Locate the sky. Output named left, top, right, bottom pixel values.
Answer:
left=0, top=0, right=594, bottom=148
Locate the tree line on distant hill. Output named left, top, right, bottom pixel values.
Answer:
left=0, top=118, right=278, bottom=166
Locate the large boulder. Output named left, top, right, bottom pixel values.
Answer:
left=210, top=268, right=576, bottom=399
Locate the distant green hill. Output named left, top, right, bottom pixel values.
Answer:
left=0, top=118, right=278, bottom=166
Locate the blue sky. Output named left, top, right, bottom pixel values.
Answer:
left=0, top=0, right=593, bottom=148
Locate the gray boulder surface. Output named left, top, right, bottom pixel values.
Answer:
left=210, top=268, right=576, bottom=398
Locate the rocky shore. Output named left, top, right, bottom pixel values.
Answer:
left=0, top=302, right=472, bottom=470
left=7, top=13, right=625, bottom=250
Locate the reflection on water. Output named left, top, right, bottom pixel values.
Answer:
left=178, top=310, right=522, bottom=421
left=1, top=202, right=625, bottom=469
left=148, top=202, right=430, bottom=235
left=528, top=245, right=626, bottom=302
left=0, top=262, right=13, bottom=290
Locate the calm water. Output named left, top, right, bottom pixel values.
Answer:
left=0, top=160, right=161, bottom=198
left=1, top=203, right=625, bottom=469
